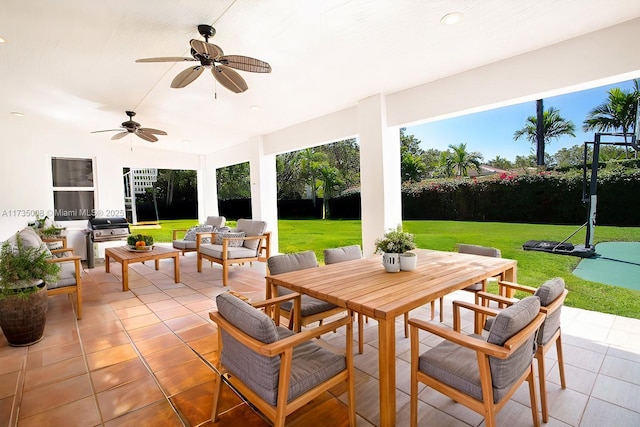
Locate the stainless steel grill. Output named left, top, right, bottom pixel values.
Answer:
left=88, top=217, right=130, bottom=242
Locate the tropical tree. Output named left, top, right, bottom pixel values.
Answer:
left=216, top=162, right=251, bottom=199
left=316, top=164, right=344, bottom=219
left=487, top=156, right=513, bottom=170
left=513, top=106, right=576, bottom=165
left=299, top=148, right=328, bottom=205
left=447, top=143, right=483, bottom=177
left=583, top=80, right=640, bottom=158
left=401, top=152, right=426, bottom=182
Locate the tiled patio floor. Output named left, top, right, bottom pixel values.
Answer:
left=2, top=248, right=640, bottom=426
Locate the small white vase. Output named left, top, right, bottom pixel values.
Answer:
left=399, top=252, right=417, bottom=271
left=382, top=253, right=400, bottom=272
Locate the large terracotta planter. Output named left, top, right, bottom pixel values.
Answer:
left=0, top=280, right=48, bottom=346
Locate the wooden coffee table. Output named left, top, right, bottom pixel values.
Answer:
left=105, top=246, right=180, bottom=292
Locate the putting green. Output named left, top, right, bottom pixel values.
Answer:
left=573, top=242, right=640, bottom=290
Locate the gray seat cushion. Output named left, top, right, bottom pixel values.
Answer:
left=420, top=296, right=539, bottom=403
left=205, top=216, right=226, bottom=228
left=534, top=277, right=565, bottom=345
left=235, top=219, right=267, bottom=251
left=323, top=245, right=362, bottom=264
left=47, top=261, right=79, bottom=289
left=216, top=292, right=345, bottom=406
left=199, top=244, right=259, bottom=259
left=268, top=250, right=318, bottom=275
left=267, top=251, right=339, bottom=316
left=458, top=244, right=501, bottom=291
left=172, top=240, right=197, bottom=250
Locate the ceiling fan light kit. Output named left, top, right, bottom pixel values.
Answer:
left=136, top=24, right=271, bottom=94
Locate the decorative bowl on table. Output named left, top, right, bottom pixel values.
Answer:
left=126, top=234, right=154, bottom=251
left=126, top=245, right=154, bottom=252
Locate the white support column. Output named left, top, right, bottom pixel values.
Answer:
left=198, top=154, right=220, bottom=222
left=358, top=94, right=402, bottom=257
left=248, top=136, right=279, bottom=254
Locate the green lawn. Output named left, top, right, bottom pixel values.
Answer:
left=133, top=219, right=640, bottom=319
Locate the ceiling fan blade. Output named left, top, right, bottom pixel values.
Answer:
left=190, top=39, right=223, bottom=59
left=111, top=132, right=130, bottom=140
left=212, top=65, right=248, bottom=93
left=91, top=129, right=122, bottom=134
left=140, top=127, right=167, bottom=136
left=219, top=55, right=272, bottom=73
left=136, top=57, right=196, bottom=63
left=171, top=66, right=204, bottom=88
left=135, top=130, right=159, bottom=142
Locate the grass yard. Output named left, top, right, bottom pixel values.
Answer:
left=132, top=219, right=640, bottom=319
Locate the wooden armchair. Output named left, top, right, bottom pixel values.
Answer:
left=172, top=215, right=226, bottom=255
left=210, top=292, right=356, bottom=427
left=478, top=277, right=568, bottom=423
left=267, top=251, right=345, bottom=333
left=409, top=296, right=545, bottom=427
left=196, top=219, right=270, bottom=286
left=47, top=247, right=83, bottom=319
left=15, top=227, right=82, bottom=319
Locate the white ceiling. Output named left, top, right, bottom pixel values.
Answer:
left=2, top=0, right=640, bottom=155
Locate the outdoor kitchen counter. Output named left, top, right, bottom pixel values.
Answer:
left=104, top=245, right=180, bottom=292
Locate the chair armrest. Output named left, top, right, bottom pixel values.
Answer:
left=172, top=229, right=188, bottom=240
left=209, top=311, right=350, bottom=358
left=476, top=291, right=516, bottom=307
left=251, top=292, right=301, bottom=310
left=42, top=236, right=67, bottom=248
left=452, top=300, right=500, bottom=331
left=47, top=254, right=81, bottom=263
left=50, top=248, right=75, bottom=256
left=497, top=280, right=536, bottom=296
left=409, top=318, right=509, bottom=358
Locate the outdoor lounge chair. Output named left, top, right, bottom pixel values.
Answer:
left=196, top=219, right=270, bottom=286
left=172, top=215, right=226, bottom=255
left=479, top=277, right=568, bottom=423
left=209, top=292, right=356, bottom=427
left=409, top=296, right=545, bottom=427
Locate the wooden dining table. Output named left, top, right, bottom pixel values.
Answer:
left=266, top=248, right=517, bottom=427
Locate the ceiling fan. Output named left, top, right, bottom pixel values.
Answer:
left=91, top=111, right=167, bottom=142
left=135, top=24, right=271, bottom=94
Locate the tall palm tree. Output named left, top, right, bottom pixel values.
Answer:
left=447, top=143, right=482, bottom=177
left=583, top=79, right=640, bottom=158
left=513, top=107, right=576, bottom=164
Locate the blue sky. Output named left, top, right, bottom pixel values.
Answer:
left=407, top=79, right=638, bottom=162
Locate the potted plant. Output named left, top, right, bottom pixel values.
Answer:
left=374, top=225, right=417, bottom=272
left=0, top=236, right=61, bottom=346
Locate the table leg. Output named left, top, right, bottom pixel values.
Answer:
left=378, top=317, right=396, bottom=427
left=105, top=253, right=110, bottom=273
left=122, top=260, right=129, bottom=292
left=503, top=266, right=517, bottom=298
left=173, top=254, right=180, bottom=283
left=155, top=259, right=160, bottom=270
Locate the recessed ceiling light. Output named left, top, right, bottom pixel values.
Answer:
left=249, top=105, right=260, bottom=111
left=441, top=12, right=463, bottom=25
left=10, top=112, right=24, bottom=117
left=0, top=36, right=6, bottom=44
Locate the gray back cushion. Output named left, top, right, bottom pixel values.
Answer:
left=487, top=296, right=540, bottom=391
left=458, top=243, right=501, bottom=258
left=235, top=219, right=267, bottom=250
left=12, top=227, right=52, bottom=258
left=216, top=292, right=281, bottom=404
left=267, top=250, right=318, bottom=275
left=323, top=245, right=362, bottom=264
left=534, top=277, right=565, bottom=345
left=205, top=216, right=226, bottom=228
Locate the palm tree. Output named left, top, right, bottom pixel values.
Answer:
left=513, top=106, right=576, bottom=165
left=583, top=80, right=640, bottom=158
left=447, top=143, right=482, bottom=177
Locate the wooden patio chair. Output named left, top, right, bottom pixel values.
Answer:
left=478, top=277, right=568, bottom=423
left=409, top=296, right=545, bottom=427
left=209, top=292, right=356, bottom=427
